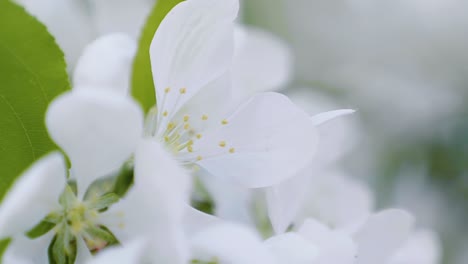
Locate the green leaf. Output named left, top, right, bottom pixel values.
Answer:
left=131, top=0, right=184, bottom=113
left=0, top=1, right=70, bottom=200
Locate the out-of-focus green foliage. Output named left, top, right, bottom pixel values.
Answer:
left=132, top=0, right=184, bottom=113
left=0, top=0, right=70, bottom=255
left=0, top=0, right=70, bottom=199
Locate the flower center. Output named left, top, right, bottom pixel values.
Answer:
left=144, top=86, right=236, bottom=163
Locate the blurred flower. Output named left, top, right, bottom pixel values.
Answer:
left=16, top=0, right=155, bottom=68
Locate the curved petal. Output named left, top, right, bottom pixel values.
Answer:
left=310, top=109, right=356, bottom=126
left=264, top=233, right=318, bottom=264
left=89, top=0, right=154, bottom=38
left=195, top=92, right=319, bottom=188
left=87, top=239, right=147, bottom=264
left=184, top=206, right=222, bottom=236
left=198, top=169, right=254, bottom=225
left=0, top=153, right=65, bottom=238
left=150, top=0, right=238, bottom=123
left=15, top=0, right=94, bottom=69
left=172, top=73, right=235, bottom=134
left=46, top=90, right=143, bottom=193
left=299, top=219, right=357, bottom=264
left=389, top=229, right=441, bottom=264
left=265, top=172, right=311, bottom=234
left=190, top=223, right=275, bottom=264
left=353, top=209, right=415, bottom=264
left=297, top=171, right=374, bottom=230
left=232, top=25, right=293, bottom=99
left=100, top=139, right=191, bottom=263
left=73, top=33, right=137, bottom=95
left=2, top=233, right=54, bottom=264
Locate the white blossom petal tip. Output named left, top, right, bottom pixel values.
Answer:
left=46, top=90, right=143, bottom=192
left=73, top=33, right=137, bottom=94
left=311, top=109, right=356, bottom=126
left=0, top=152, right=66, bottom=238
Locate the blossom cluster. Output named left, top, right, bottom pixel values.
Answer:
left=0, top=0, right=440, bottom=263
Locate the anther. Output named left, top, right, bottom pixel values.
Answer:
left=184, top=123, right=190, bottom=130
left=163, top=111, right=168, bottom=117
left=196, top=134, right=202, bottom=139
left=229, top=148, right=235, bottom=153
left=196, top=156, right=203, bottom=161
left=201, top=115, right=208, bottom=121
left=219, top=141, right=226, bottom=147
left=179, top=88, right=187, bottom=94
left=188, top=146, right=193, bottom=152
left=221, top=119, right=229, bottom=125
left=164, top=87, right=171, bottom=93
left=167, top=122, right=176, bottom=130
left=183, top=115, right=190, bottom=122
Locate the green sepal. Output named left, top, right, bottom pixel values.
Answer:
left=59, top=185, right=78, bottom=209
left=88, top=193, right=120, bottom=212
left=48, top=230, right=78, bottom=264
left=83, top=176, right=117, bottom=202
left=85, top=225, right=120, bottom=252
left=113, top=161, right=134, bottom=197
left=26, top=220, right=56, bottom=239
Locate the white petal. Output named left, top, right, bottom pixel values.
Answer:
left=190, top=223, right=276, bottom=264
left=3, top=233, right=54, bottom=264
left=266, top=172, right=311, bottom=234
left=102, top=139, right=191, bottom=263
left=195, top=92, right=318, bottom=188
left=150, top=0, right=238, bottom=121
left=264, top=233, right=318, bottom=264
left=353, top=209, right=415, bottom=264
left=172, top=74, right=235, bottom=134
left=73, top=34, right=137, bottom=95
left=298, top=219, right=357, bottom=264
left=0, top=153, right=65, bottom=238
left=389, top=229, right=441, bottom=264
left=15, top=0, right=94, bottom=69
left=46, top=90, right=143, bottom=193
left=310, top=109, right=356, bottom=126
left=87, top=239, right=147, bottom=264
left=296, top=170, right=374, bottom=230
left=232, top=25, right=293, bottom=99
left=184, top=206, right=222, bottom=236
left=89, top=0, right=154, bottom=38
left=198, top=170, right=254, bottom=225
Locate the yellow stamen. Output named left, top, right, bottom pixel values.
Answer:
left=196, top=134, right=202, bottom=139
left=197, top=156, right=203, bottom=161
left=219, top=141, right=226, bottom=147
left=221, top=119, right=228, bottom=125
left=183, top=115, right=190, bottom=122
left=229, top=148, right=235, bottom=153
left=163, top=111, right=168, bottom=117
left=201, top=115, right=208, bottom=121
left=179, top=88, right=187, bottom=94
left=164, top=87, right=171, bottom=93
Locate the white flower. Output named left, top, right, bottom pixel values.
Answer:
left=0, top=34, right=191, bottom=263
left=145, top=0, right=318, bottom=188
left=389, top=229, right=442, bottom=264
left=265, top=209, right=414, bottom=264
left=231, top=24, right=293, bottom=101
left=16, top=0, right=154, bottom=68
left=266, top=110, right=358, bottom=234
left=91, top=222, right=276, bottom=264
